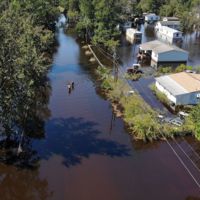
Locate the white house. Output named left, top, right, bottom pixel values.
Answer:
left=126, top=28, right=142, bottom=43
left=145, top=13, right=160, bottom=23
left=139, top=40, right=188, bottom=68
left=156, top=26, right=183, bottom=44
left=155, top=21, right=181, bottom=31
left=155, top=72, right=200, bottom=105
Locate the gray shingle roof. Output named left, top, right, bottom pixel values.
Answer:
left=139, top=40, right=188, bottom=54
left=156, top=75, right=188, bottom=96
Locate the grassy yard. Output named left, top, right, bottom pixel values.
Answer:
left=96, top=66, right=191, bottom=141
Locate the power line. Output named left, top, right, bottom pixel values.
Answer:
left=95, top=46, right=200, bottom=190
left=182, top=137, right=200, bottom=161
left=173, top=138, right=200, bottom=174
left=118, top=63, right=200, bottom=190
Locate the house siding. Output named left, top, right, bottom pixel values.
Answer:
left=156, top=81, right=200, bottom=105
left=155, top=81, right=177, bottom=104
left=176, top=92, right=200, bottom=105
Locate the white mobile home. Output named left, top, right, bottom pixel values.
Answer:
left=139, top=40, right=188, bottom=68
left=126, top=28, right=142, bottom=43
left=155, top=72, right=200, bottom=105
left=156, top=26, right=183, bottom=44
left=145, top=13, right=160, bottom=23
left=155, top=21, right=180, bottom=31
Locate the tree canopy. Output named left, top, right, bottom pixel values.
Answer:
left=0, top=0, right=57, bottom=157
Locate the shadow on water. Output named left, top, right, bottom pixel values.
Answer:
left=34, top=117, right=131, bottom=167
left=0, top=79, right=51, bottom=169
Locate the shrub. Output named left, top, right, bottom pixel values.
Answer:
left=158, top=66, right=172, bottom=74
left=150, top=84, right=170, bottom=106
left=95, top=66, right=190, bottom=141
left=175, top=64, right=193, bottom=73
left=124, top=73, right=142, bottom=81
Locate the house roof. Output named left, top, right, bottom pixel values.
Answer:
left=156, top=72, right=200, bottom=96
left=126, top=28, right=142, bottom=34
left=139, top=40, right=188, bottom=54
left=146, top=13, right=157, bottom=16
left=162, top=17, right=179, bottom=21
left=159, top=21, right=180, bottom=26
left=170, top=72, right=200, bottom=92
left=159, top=26, right=182, bottom=33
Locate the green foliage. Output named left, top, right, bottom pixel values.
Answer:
left=175, top=64, right=193, bottom=73
left=138, top=0, right=167, bottom=14
left=186, top=104, right=200, bottom=140
left=69, top=0, right=122, bottom=49
left=150, top=84, right=170, bottom=106
left=92, top=0, right=121, bottom=50
left=124, top=73, right=142, bottom=81
left=0, top=1, right=55, bottom=138
left=196, top=66, right=200, bottom=73
left=96, top=66, right=189, bottom=141
left=158, top=66, right=172, bottom=74
left=96, top=66, right=111, bottom=80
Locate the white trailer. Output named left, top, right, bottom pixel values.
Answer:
left=145, top=13, right=160, bottom=23
left=156, top=26, right=183, bottom=44
left=126, top=28, right=142, bottom=43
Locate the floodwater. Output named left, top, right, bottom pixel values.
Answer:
left=1, top=24, right=200, bottom=200
left=118, top=24, right=200, bottom=68
left=117, top=23, right=200, bottom=115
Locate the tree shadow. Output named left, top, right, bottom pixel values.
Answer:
left=34, top=117, right=131, bottom=167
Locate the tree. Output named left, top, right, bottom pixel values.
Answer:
left=0, top=2, right=52, bottom=145
left=92, top=0, right=120, bottom=50
left=186, top=104, right=200, bottom=140
left=138, top=0, right=167, bottom=14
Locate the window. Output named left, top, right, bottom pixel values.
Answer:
left=197, top=93, right=200, bottom=99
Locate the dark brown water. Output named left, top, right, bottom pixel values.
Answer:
left=1, top=26, right=200, bottom=200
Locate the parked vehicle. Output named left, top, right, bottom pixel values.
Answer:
left=162, top=117, right=173, bottom=123
left=169, top=117, right=183, bottom=126
left=126, top=64, right=143, bottom=74
left=185, top=70, right=196, bottom=74
left=178, top=111, right=189, bottom=119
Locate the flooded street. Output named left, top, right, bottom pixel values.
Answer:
left=1, top=25, right=200, bottom=200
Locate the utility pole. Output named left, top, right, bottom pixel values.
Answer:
left=113, top=48, right=118, bottom=82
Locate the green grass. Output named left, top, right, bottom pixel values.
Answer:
left=95, top=66, right=192, bottom=141
left=124, top=73, right=142, bottom=81
left=150, top=84, right=170, bottom=106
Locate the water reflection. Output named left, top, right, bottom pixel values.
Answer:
left=0, top=80, right=51, bottom=168
left=53, top=28, right=80, bottom=67
left=0, top=164, right=52, bottom=200
left=33, top=117, right=130, bottom=167
left=0, top=80, right=52, bottom=199
left=186, top=197, right=200, bottom=200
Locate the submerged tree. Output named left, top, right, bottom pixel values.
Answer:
left=0, top=1, right=53, bottom=164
